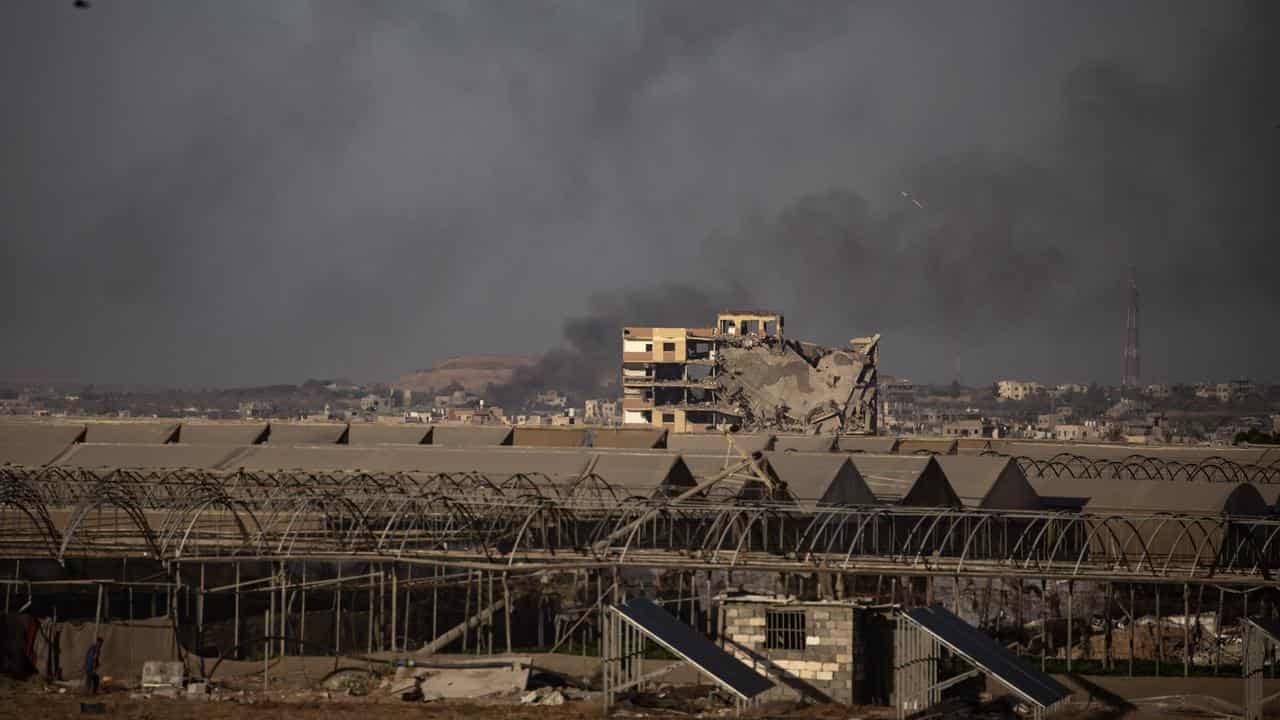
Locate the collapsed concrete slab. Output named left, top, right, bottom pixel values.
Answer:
left=715, top=334, right=878, bottom=434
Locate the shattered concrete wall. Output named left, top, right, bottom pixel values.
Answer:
left=715, top=334, right=878, bottom=434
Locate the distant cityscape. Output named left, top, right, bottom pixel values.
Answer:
left=4, top=370, right=1276, bottom=447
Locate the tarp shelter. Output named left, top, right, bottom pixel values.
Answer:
left=956, top=437, right=1008, bottom=455
left=0, top=423, right=84, bottom=466
left=55, top=443, right=247, bottom=470
left=584, top=452, right=698, bottom=499
left=511, top=426, right=589, bottom=448
left=838, top=436, right=899, bottom=454
left=1257, top=484, right=1280, bottom=511
left=1028, top=476, right=1271, bottom=516
left=1001, top=441, right=1277, bottom=468
left=604, top=596, right=772, bottom=714
left=773, top=435, right=836, bottom=453
left=591, top=427, right=667, bottom=449
left=897, top=604, right=1070, bottom=719
left=265, top=422, right=348, bottom=444
left=674, top=452, right=774, bottom=500
left=345, top=423, right=431, bottom=445
left=32, top=616, right=176, bottom=685
left=849, top=456, right=960, bottom=507
left=666, top=433, right=774, bottom=454
left=429, top=425, right=513, bottom=447
left=176, top=422, right=267, bottom=445
left=0, top=614, right=38, bottom=673
left=896, top=438, right=958, bottom=456
left=223, top=446, right=698, bottom=499
left=764, top=452, right=878, bottom=507
left=935, top=456, right=1041, bottom=510
left=83, top=422, right=179, bottom=445
left=223, top=445, right=386, bottom=472
left=1243, top=617, right=1280, bottom=720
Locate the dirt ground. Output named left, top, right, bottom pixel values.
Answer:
left=4, top=652, right=1280, bottom=719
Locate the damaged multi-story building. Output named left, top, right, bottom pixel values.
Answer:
left=621, top=310, right=879, bottom=434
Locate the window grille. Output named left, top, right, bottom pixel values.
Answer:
left=765, top=610, right=806, bottom=650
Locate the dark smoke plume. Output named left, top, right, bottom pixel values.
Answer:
left=485, top=284, right=750, bottom=409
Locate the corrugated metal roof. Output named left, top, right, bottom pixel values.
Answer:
left=511, top=427, right=589, bottom=448
left=935, top=456, right=1041, bottom=510
left=849, top=455, right=959, bottom=506
left=0, top=423, right=85, bottom=466
left=345, top=424, right=431, bottom=446
left=1029, top=476, right=1270, bottom=515
left=666, top=433, right=773, bottom=454
left=83, top=422, right=179, bottom=444
left=429, top=425, right=513, bottom=447
left=56, top=443, right=243, bottom=470
left=266, top=423, right=348, bottom=444
left=178, top=423, right=268, bottom=445
left=838, top=436, right=898, bottom=454
left=773, top=435, right=836, bottom=452
left=592, top=428, right=667, bottom=449
left=764, top=452, right=877, bottom=506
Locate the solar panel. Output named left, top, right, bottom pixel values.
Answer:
left=615, top=597, right=773, bottom=699
left=906, top=605, right=1070, bottom=708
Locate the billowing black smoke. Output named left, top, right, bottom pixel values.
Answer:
left=485, top=283, right=750, bottom=409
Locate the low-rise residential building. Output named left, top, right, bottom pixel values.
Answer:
left=584, top=398, right=619, bottom=425
left=942, top=418, right=995, bottom=438
left=880, top=377, right=916, bottom=430
left=1144, top=384, right=1171, bottom=399
left=996, top=380, right=1044, bottom=401
left=1053, top=423, right=1086, bottom=441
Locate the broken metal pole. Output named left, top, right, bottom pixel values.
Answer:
left=234, top=562, right=240, bottom=657
left=503, top=572, right=512, bottom=655
left=417, top=598, right=508, bottom=656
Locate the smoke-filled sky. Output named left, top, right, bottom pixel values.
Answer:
left=2, top=1, right=1276, bottom=388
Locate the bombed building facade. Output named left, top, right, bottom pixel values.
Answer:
left=621, top=310, right=879, bottom=434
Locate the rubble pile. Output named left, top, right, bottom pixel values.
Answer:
left=715, top=334, right=878, bottom=434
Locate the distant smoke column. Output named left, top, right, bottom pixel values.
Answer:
left=1122, top=268, right=1140, bottom=388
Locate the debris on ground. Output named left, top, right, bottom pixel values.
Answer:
left=521, top=686, right=566, bottom=705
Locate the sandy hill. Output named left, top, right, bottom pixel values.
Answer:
left=395, top=354, right=538, bottom=395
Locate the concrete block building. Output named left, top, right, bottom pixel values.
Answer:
left=720, top=595, right=890, bottom=706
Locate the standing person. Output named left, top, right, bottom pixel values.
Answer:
left=83, top=637, right=103, bottom=694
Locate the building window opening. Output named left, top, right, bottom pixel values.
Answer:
left=654, top=364, right=683, bottom=381
left=662, top=342, right=676, bottom=352
left=765, top=610, right=806, bottom=650
left=644, top=343, right=653, bottom=352
left=687, top=364, right=713, bottom=381
left=764, top=320, right=778, bottom=335
left=661, top=412, right=676, bottom=424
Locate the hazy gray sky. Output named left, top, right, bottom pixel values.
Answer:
left=2, top=1, right=1276, bottom=387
